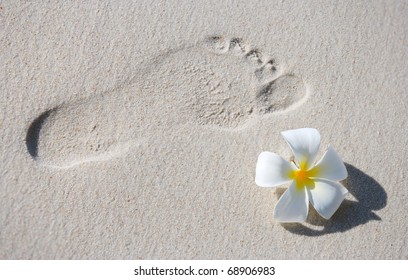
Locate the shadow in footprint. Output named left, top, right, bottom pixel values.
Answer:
left=26, top=110, right=53, bottom=159
left=281, top=163, right=387, bottom=236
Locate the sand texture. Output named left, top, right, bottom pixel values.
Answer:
left=1, top=0, right=407, bottom=259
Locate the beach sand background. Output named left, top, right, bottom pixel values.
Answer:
left=1, top=0, right=407, bottom=259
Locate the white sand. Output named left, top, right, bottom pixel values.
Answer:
left=1, top=0, right=407, bottom=259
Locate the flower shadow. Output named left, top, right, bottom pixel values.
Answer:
left=280, top=163, right=387, bottom=236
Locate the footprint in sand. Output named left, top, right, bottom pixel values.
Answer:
left=26, top=36, right=308, bottom=168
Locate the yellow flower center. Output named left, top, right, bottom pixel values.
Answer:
left=289, top=161, right=319, bottom=190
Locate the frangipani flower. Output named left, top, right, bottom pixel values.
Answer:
left=255, top=128, right=348, bottom=223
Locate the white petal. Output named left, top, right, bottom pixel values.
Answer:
left=311, top=145, right=348, bottom=181
left=281, top=128, right=321, bottom=170
left=273, top=181, right=309, bottom=223
left=255, top=152, right=294, bottom=187
left=307, top=179, right=348, bottom=219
